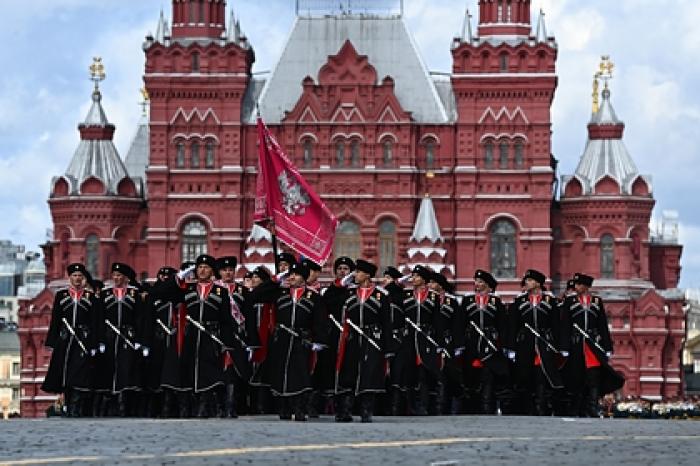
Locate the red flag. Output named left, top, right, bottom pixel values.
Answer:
left=254, top=117, right=338, bottom=265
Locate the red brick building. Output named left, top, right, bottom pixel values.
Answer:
left=19, top=0, right=684, bottom=416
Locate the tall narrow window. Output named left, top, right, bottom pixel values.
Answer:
left=85, top=234, right=99, bottom=279
left=334, top=221, right=361, bottom=260
left=500, top=53, right=509, bottom=72
left=601, top=234, right=615, bottom=278
left=198, top=0, right=205, bottom=23
left=484, top=141, right=494, bottom=168
left=514, top=140, right=524, bottom=168
left=335, top=141, right=345, bottom=167
left=191, top=142, right=200, bottom=168
left=350, top=140, right=360, bottom=167
left=176, top=142, right=185, bottom=167
left=425, top=140, right=435, bottom=169
left=382, top=139, right=393, bottom=166
left=192, top=52, right=200, bottom=72
left=182, top=220, right=208, bottom=262
left=205, top=141, right=215, bottom=168
left=499, top=141, right=509, bottom=168
left=302, top=138, right=313, bottom=167
left=490, top=220, right=517, bottom=278
left=378, top=220, right=396, bottom=270
left=506, top=0, right=512, bottom=22
left=189, top=0, right=196, bottom=23
left=497, top=0, right=503, bottom=21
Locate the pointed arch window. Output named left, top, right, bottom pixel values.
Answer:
left=499, top=140, right=509, bottom=168
left=334, top=221, right=361, bottom=260
left=350, top=139, right=361, bottom=167
left=500, top=53, right=509, bottom=72
left=335, top=141, right=345, bottom=167
left=378, top=220, right=397, bottom=270
left=205, top=141, right=215, bottom=168
left=484, top=141, right=494, bottom=168
left=191, top=142, right=200, bottom=168
left=601, top=234, right=615, bottom=279
left=192, top=52, right=200, bottom=72
left=302, top=138, right=313, bottom=167
left=182, top=220, right=208, bottom=262
left=176, top=142, right=185, bottom=168
left=85, top=234, right=99, bottom=279
left=382, top=139, right=393, bottom=166
left=490, top=219, right=517, bottom=278
left=424, top=139, right=436, bottom=169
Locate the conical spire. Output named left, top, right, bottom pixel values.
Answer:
left=535, top=8, right=547, bottom=42
left=83, top=57, right=108, bottom=126
left=410, top=194, right=443, bottom=243
left=461, top=8, right=474, bottom=44
left=155, top=9, right=167, bottom=42
left=227, top=9, right=238, bottom=42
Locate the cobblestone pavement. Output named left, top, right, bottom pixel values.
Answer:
left=1, top=416, right=698, bottom=465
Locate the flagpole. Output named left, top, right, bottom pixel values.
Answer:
left=270, top=218, right=279, bottom=275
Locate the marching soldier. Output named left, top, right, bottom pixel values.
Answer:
left=42, top=263, right=100, bottom=417
left=508, top=269, right=563, bottom=416
left=215, top=256, right=260, bottom=418
left=142, top=266, right=178, bottom=417
left=299, top=258, right=325, bottom=417
left=333, top=259, right=393, bottom=422
left=316, top=257, right=354, bottom=417
left=96, top=263, right=149, bottom=417
left=380, top=266, right=407, bottom=415
left=275, top=252, right=296, bottom=285
left=301, top=258, right=323, bottom=294
left=393, top=265, right=446, bottom=416
left=164, top=254, right=236, bottom=418
left=453, top=270, right=509, bottom=414
left=247, top=266, right=278, bottom=414
left=259, top=263, right=327, bottom=421
left=560, top=273, right=623, bottom=417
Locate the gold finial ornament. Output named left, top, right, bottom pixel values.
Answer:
left=592, top=55, right=614, bottom=114
left=89, top=57, right=106, bottom=87
left=592, top=72, right=600, bottom=114
left=139, top=87, right=150, bottom=116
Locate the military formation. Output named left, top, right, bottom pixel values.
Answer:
left=43, top=254, right=625, bottom=421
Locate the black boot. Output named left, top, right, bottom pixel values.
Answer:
left=360, top=394, right=374, bottom=423
left=279, top=397, right=292, bottom=420
left=91, top=392, right=102, bottom=417
left=534, top=381, right=549, bottom=416
left=307, top=390, right=320, bottom=419
left=118, top=392, right=128, bottom=417
left=481, top=371, right=495, bottom=415
left=225, top=384, right=238, bottom=418
left=294, top=394, right=308, bottom=422
left=196, top=392, right=210, bottom=418
left=177, top=392, right=190, bottom=418
left=68, top=390, right=81, bottom=417
left=415, top=384, right=429, bottom=416
left=161, top=391, right=172, bottom=418
left=390, top=389, right=402, bottom=416
left=587, top=387, right=601, bottom=418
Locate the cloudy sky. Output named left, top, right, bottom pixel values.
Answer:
left=0, top=0, right=698, bottom=288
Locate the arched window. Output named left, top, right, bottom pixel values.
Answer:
left=192, top=52, right=200, bottom=72
left=350, top=139, right=360, bottom=167
left=85, top=234, right=99, bottom=278
left=335, top=141, right=345, bottom=167
left=490, top=219, right=517, bottom=278
left=601, top=234, right=615, bottom=278
left=334, top=221, right=361, bottom=260
left=382, top=139, right=393, bottom=166
left=191, top=142, right=200, bottom=168
left=182, top=220, right=208, bottom=262
left=484, top=141, right=494, bottom=168
left=176, top=142, right=185, bottom=168
left=205, top=141, right=215, bottom=168
left=198, top=0, right=205, bottom=23
left=497, top=0, right=504, bottom=21
left=514, top=140, right=524, bottom=168
left=499, top=141, right=509, bottom=168
left=302, top=138, right=313, bottom=167
left=506, top=0, right=512, bottom=22
left=425, top=139, right=435, bottom=169
left=378, top=220, right=396, bottom=270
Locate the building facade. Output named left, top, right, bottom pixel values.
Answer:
left=19, top=0, right=685, bottom=415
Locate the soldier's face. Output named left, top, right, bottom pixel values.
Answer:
left=157, top=273, right=170, bottom=282
left=525, top=278, right=539, bottom=291
left=474, top=278, right=488, bottom=293
left=220, top=266, right=236, bottom=282
left=196, top=264, right=213, bottom=281
left=335, top=264, right=351, bottom=279
left=69, top=272, right=85, bottom=288
left=288, top=272, right=304, bottom=287
left=279, top=261, right=290, bottom=273
left=112, top=271, right=128, bottom=288
left=354, top=270, right=370, bottom=285
left=381, top=275, right=392, bottom=286
left=411, top=273, right=425, bottom=287
left=428, top=280, right=440, bottom=292
left=243, top=277, right=253, bottom=288
left=575, top=283, right=589, bottom=294
left=308, top=269, right=320, bottom=283
left=251, top=274, right=262, bottom=288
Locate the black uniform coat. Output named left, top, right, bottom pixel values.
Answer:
left=143, top=287, right=176, bottom=392
left=453, top=293, right=509, bottom=377
left=508, top=292, right=563, bottom=389
left=392, top=289, right=444, bottom=390
left=218, top=281, right=261, bottom=382
left=160, top=280, right=236, bottom=393
left=42, top=288, right=100, bottom=393
left=335, top=286, right=393, bottom=395
left=259, top=287, right=326, bottom=397
left=316, top=281, right=350, bottom=394
left=94, top=286, right=147, bottom=394
left=559, top=294, right=624, bottom=394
